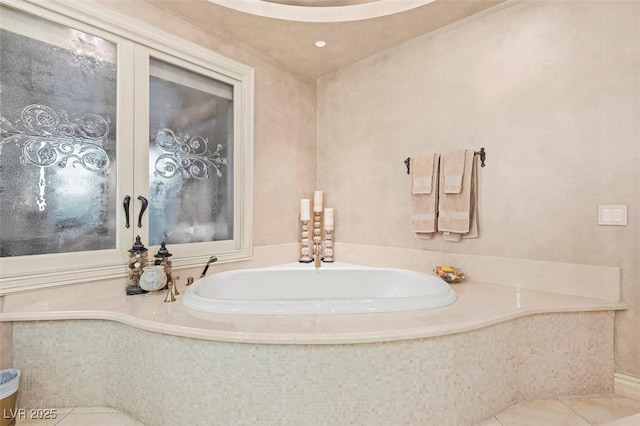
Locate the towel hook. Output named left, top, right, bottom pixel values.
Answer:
left=405, top=148, right=486, bottom=174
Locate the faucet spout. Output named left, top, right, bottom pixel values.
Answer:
left=200, top=255, right=218, bottom=278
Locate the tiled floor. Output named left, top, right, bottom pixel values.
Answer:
left=14, top=406, right=144, bottom=426
left=12, top=395, right=640, bottom=425
left=476, top=395, right=640, bottom=426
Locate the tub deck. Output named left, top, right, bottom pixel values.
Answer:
left=1, top=270, right=628, bottom=426
left=0, top=277, right=626, bottom=344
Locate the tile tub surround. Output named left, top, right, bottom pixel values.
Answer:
left=11, top=312, right=615, bottom=426
left=1, top=249, right=625, bottom=424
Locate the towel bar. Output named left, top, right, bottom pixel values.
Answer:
left=405, top=148, right=486, bottom=174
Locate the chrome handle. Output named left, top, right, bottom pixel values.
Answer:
left=137, top=195, right=148, bottom=228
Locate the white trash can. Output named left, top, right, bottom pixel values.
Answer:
left=0, top=369, right=20, bottom=426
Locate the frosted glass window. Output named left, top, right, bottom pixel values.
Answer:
left=148, top=58, right=234, bottom=246
left=0, top=6, right=117, bottom=257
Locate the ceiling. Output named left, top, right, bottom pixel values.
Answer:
left=145, top=0, right=503, bottom=79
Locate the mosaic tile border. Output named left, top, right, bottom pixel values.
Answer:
left=12, top=311, right=614, bottom=426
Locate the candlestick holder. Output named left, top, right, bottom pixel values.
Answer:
left=154, top=242, right=175, bottom=293
left=322, top=229, right=335, bottom=263
left=298, top=221, right=313, bottom=263
left=313, top=211, right=322, bottom=261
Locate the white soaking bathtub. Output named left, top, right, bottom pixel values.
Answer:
left=181, top=262, right=457, bottom=315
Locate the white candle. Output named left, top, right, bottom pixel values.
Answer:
left=313, top=191, right=323, bottom=213
left=324, top=208, right=334, bottom=230
left=300, top=199, right=310, bottom=221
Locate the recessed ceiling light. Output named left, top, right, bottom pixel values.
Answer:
left=314, top=40, right=327, bottom=48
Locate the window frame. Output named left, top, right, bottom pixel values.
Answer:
left=0, top=0, right=254, bottom=293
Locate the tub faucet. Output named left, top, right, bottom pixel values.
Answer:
left=200, top=255, right=218, bottom=278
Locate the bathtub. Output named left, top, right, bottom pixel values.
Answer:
left=181, top=262, right=457, bottom=314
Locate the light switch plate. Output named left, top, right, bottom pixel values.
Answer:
left=598, top=205, right=627, bottom=226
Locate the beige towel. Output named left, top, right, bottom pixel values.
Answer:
left=410, top=154, right=440, bottom=239
left=443, top=149, right=466, bottom=194
left=463, top=157, right=479, bottom=240
left=412, top=155, right=436, bottom=194
left=438, top=150, right=478, bottom=241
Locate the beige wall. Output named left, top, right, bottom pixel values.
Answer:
left=98, top=0, right=318, bottom=247
left=317, top=1, right=640, bottom=375
left=92, top=1, right=639, bottom=375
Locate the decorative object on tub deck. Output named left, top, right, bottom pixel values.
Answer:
left=139, top=264, right=167, bottom=292
left=410, top=154, right=440, bottom=239
left=300, top=192, right=336, bottom=264
left=406, top=148, right=484, bottom=241
left=299, top=199, right=313, bottom=263
left=154, top=242, right=174, bottom=293
left=433, top=265, right=466, bottom=283
left=313, top=191, right=324, bottom=266
left=322, top=208, right=335, bottom=262
left=126, top=236, right=149, bottom=295
left=438, top=150, right=478, bottom=241
left=313, top=191, right=323, bottom=212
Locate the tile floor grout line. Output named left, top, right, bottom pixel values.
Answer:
left=556, top=397, right=597, bottom=426
left=55, top=407, right=75, bottom=426
left=54, top=407, right=72, bottom=425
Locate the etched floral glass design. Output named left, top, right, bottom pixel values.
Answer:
left=0, top=6, right=117, bottom=257
left=148, top=59, right=233, bottom=246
